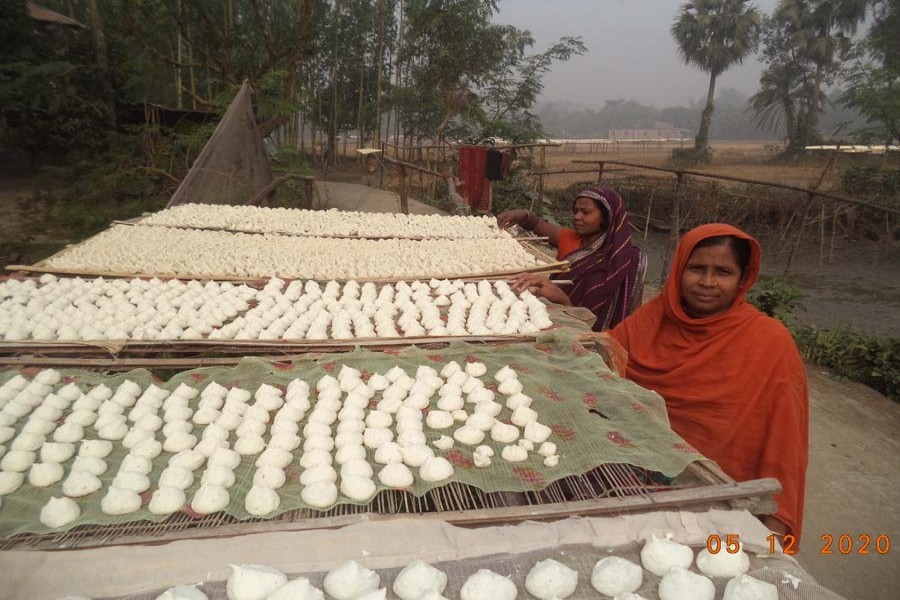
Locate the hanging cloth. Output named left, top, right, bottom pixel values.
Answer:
left=458, top=146, right=491, bottom=212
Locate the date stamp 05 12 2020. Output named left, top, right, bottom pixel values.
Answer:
left=705, top=533, right=892, bottom=556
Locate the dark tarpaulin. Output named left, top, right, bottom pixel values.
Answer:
left=166, top=80, right=274, bottom=208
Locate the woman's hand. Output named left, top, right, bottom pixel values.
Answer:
left=497, top=209, right=532, bottom=230
left=509, top=274, right=572, bottom=306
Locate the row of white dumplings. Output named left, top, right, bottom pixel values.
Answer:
left=56, top=541, right=778, bottom=600
left=44, top=225, right=541, bottom=280
left=0, top=276, right=552, bottom=342
left=140, top=203, right=510, bottom=240
left=0, top=360, right=560, bottom=525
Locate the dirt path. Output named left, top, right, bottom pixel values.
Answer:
left=799, top=366, right=900, bottom=599
left=315, top=181, right=444, bottom=215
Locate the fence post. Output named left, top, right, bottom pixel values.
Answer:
left=660, top=171, right=685, bottom=282
left=784, top=191, right=816, bottom=278
left=398, top=165, right=409, bottom=215
left=597, top=161, right=606, bottom=184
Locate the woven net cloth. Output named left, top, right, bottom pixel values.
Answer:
left=166, top=81, right=273, bottom=208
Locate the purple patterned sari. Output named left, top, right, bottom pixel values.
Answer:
left=552, top=187, right=643, bottom=331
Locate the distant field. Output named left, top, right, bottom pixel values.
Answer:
left=537, top=140, right=842, bottom=192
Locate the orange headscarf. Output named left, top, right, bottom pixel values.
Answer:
left=611, top=224, right=809, bottom=537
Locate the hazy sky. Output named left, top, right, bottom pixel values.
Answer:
left=496, top=0, right=782, bottom=108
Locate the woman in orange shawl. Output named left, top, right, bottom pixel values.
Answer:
left=610, top=224, right=809, bottom=538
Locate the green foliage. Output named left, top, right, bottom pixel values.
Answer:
left=491, top=154, right=540, bottom=216
left=748, top=277, right=807, bottom=324
left=840, top=1, right=900, bottom=143
left=794, top=326, right=900, bottom=400
left=747, top=276, right=898, bottom=400
left=0, top=2, right=112, bottom=160
left=840, top=166, right=900, bottom=196
left=670, top=145, right=713, bottom=165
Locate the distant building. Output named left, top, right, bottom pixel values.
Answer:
left=608, top=128, right=689, bottom=140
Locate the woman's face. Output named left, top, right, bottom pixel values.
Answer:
left=680, top=242, right=745, bottom=318
left=573, top=197, right=604, bottom=236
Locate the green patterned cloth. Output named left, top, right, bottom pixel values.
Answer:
left=0, top=330, right=703, bottom=537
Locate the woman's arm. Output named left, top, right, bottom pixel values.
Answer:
left=497, top=209, right=563, bottom=247
left=509, top=274, right=572, bottom=306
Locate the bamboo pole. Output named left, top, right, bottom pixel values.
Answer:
left=398, top=165, right=409, bottom=215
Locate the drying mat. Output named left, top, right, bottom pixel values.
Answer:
left=131, top=203, right=512, bottom=240
left=12, top=225, right=565, bottom=282
left=0, top=305, right=594, bottom=358
left=0, top=331, right=704, bottom=539
left=0, top=510, right=845, bottom=600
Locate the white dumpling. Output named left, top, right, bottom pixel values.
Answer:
left=253, top=465, right=287, bottom=490
left=723, top=574, right=778, bottom=600
left=154, top=585, right=209, bottom=600
left=323, top=561, right=380, bottom=600
left=452, top=425, right=484, bottom=446
left=460, top=569, right=517, bottom=600
left=658, top=567, right=715, bottom=600
left=696, top=544, right=750, bottom=577
left=525, top=558, right=578, bottom=599
left=425, top=411, right=454, bottom=430
left=418, top=456, right=454, bottom=482
left=267, top=578, right=324, bottom=600
left=501, top=445, right=527, bottom=463
left=148, top=486, right=187, bottom=515
left=0, top=470, right=25, bottom=494
left=2, top=449, right=36, bottom=472
left=40, top=496, right=80, bottom=528
left=29, top=462, right=65, bottom=487
left=245, top=485, right=280, bottom=516
left=41, top=442, right=76, bottom=463
left=523, top=421, right=552, bottom=444
left=640, top=535, right=694, bottom=577
left=79, top=439, right=113, bottom=458
left=591, top=556, right=643, bottom=596
left=301, top=481, right=338, bottom=509
left=112, top=470, right=150, bottom=493
left=339, top=475, right=377, bottom=502
left=490, top=422, right=519, bottom=444
left=62, top=471, right=102, bottom=497
left=191, top=484, right=229, bottom=514
left=392, top=560, right=448, bottom=600
left=377, top=462, right=414, bottom=488
left=226, top=564, right=288, bottom=600
left=101, top=487, right=142, bottom=515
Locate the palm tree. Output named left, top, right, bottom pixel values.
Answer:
left=671, top=0, right=761, bottom=156
left=775, top=0, right=868, bottom=146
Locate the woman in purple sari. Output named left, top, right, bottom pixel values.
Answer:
left=497, top=187, right=644, bottom=331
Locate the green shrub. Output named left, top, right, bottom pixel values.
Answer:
left=841, top=166, right=900, bottom=196
left=670, top=146, right=713, bottom=166
left=748, top=277, right=807, bottom=324
left=793, top=327, right=900, bottom=401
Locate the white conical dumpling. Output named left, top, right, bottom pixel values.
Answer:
left=460, top=569, right=517, bottom=600
left=267, top=578, right=324, bottom=600
left=658, top=567, right=715, bottom=600
left=640, top=535, right=694, bottom=577
left=696, top=543, right=750, bottom=577
left=323, top=561, right=380, bottom=600
left=155, top=585, right=208, bottom=600
left=723, top=574, right=778, bottom=600
left=525, top=558, right=578, bottom=599
left=591, top=556, right=643, bottom=596
left=226, top=564, right=288, bottom=600
left=392, top=560, right=448, bottom=600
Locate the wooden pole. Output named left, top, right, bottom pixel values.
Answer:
left=660, top=172, right=685, bottom=282
left=644, top=191, right=654, bottom=240
left=597, top=161, right=605, bottom=184
left=398, top=165, right=409, bottom=214
left=783, top=191, right=816, bottom=278
left=819, top=201, right=826, bottom=266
